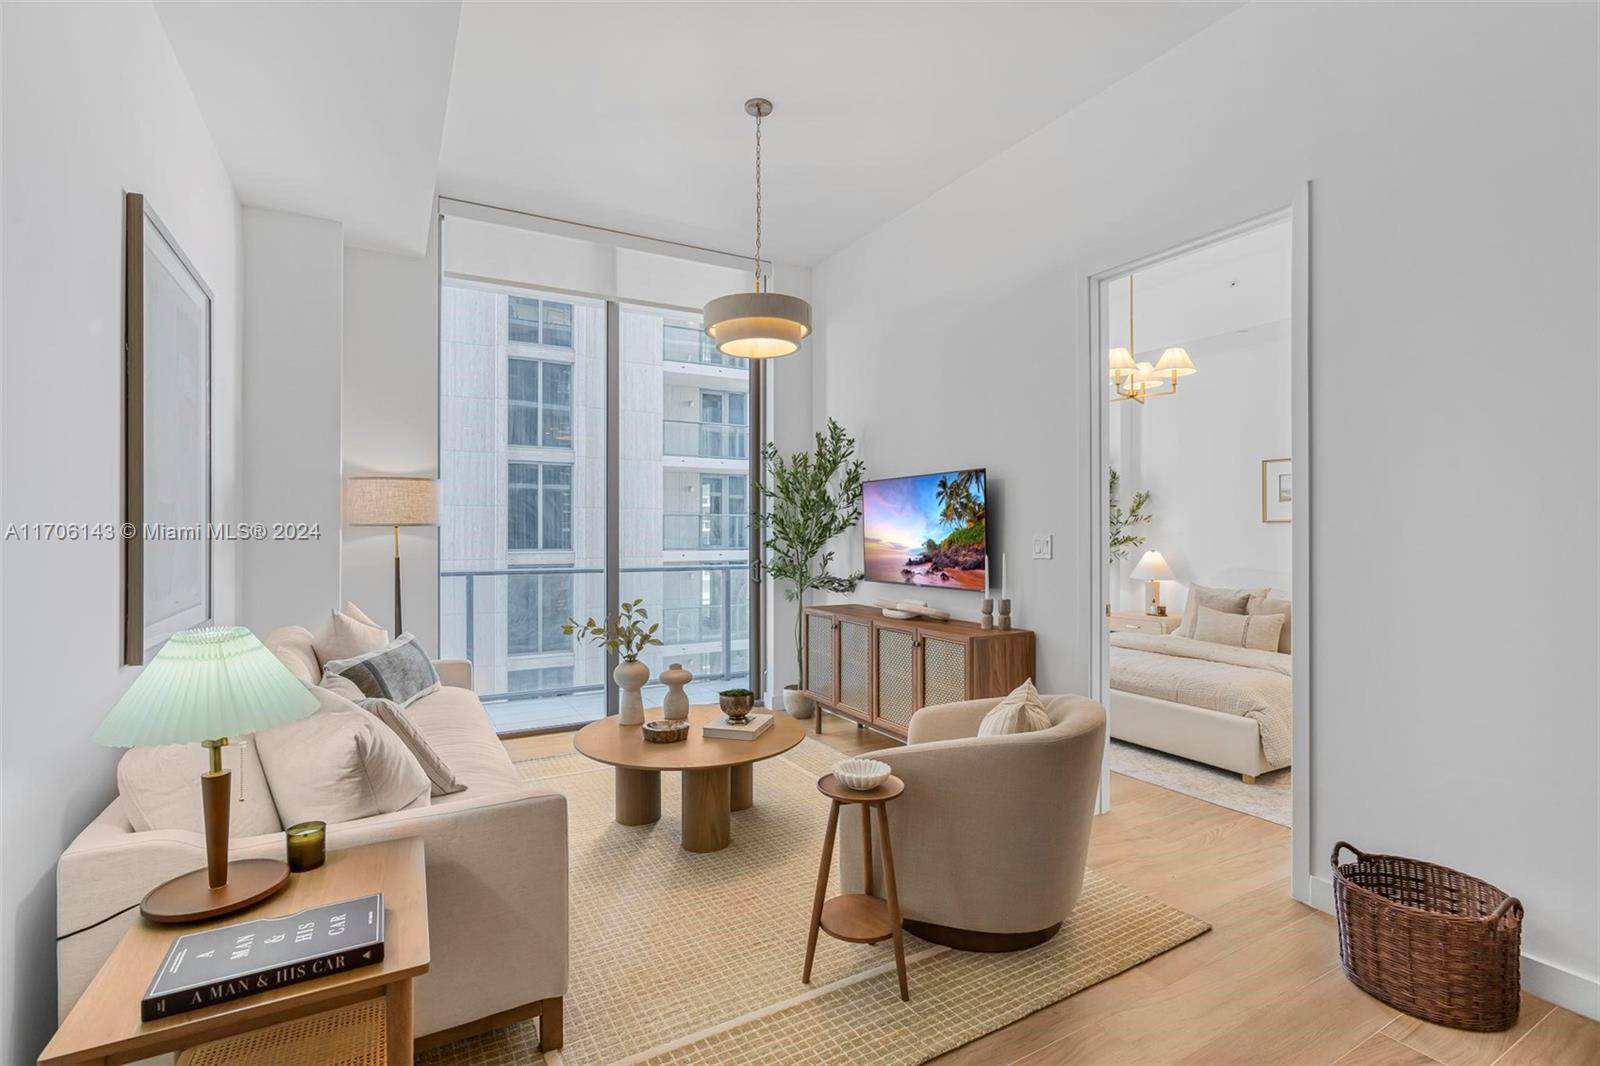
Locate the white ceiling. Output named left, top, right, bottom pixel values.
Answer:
left=155, top=1, right=462, bottom=255
left=154, top=2, right=1240, bottom=263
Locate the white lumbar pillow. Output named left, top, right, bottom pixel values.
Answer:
left=977, top=679, right=1052, bottom=737
left=253, top=685, right=430, bottom=827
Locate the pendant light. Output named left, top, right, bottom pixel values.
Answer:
left=702, top=98, right=811, bottom=359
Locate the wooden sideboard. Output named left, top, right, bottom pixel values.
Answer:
left=801, top=603, right=1036, bottom=738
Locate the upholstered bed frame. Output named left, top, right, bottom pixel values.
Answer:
left=1109, top=688, right=1276, bottom=783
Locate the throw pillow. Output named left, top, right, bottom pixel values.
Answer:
left=341, top=600, right=386, bottom=633
left=1247, top=593, right=1293, bottom=654
left=318, top=672, right=368, bottom=703
left=117, top=738, right=282, bottom=836
left=253, top=685, right=430, bottom=826
left=977, top=679, right=1052, bottom=737
left=359, top=697, right=465, bottom=797
left=321, top=635, right=441, bottom=708
left=311, top=609, right=388, bottom=669
left=1194, top=605, right=1285, bottom=651
left=1177, top=584, right=1269, bottom=639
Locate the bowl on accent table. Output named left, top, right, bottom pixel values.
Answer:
left=719, top=688, right=756, bottom=723
left=834, top=758, right=892, bottom=791
left=643, top=719, right=690, bottom=744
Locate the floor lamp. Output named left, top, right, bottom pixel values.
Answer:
left=346, top=476, right=439, bottom=634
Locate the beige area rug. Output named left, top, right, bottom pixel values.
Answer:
left=1109, top=739, right=1292, bottom=826
left=419, top=737, right=1208, bottom=1066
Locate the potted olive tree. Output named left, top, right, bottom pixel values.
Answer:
left=752, top=418, right=865, bottom=718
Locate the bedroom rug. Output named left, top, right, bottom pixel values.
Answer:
left=418, top=735, right=1209, bottom=1066
left=1109, top=738, right=1291, bottom=826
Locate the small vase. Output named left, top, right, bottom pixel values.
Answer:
left=615, top=659, right=650, bottom=725
left=660, top=662, right=692, bottom=721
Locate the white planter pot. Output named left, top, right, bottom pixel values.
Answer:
left=615, top=660, right=650, bottom=725
left=783, top=685, right=816, bottom=720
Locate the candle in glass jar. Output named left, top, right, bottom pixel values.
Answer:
left=286, top=820, right=326, bottom=873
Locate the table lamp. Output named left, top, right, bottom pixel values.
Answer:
left=94, top=626, right=319, bottom=923
left=346, top=475, right=439, bottom=633
left=1129, top=550, right=1175, bottom=616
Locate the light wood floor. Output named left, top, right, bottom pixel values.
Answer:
left=506, top=711, right=1599, bottom=1066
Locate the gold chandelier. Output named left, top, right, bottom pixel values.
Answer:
left=702, top=98, right=811, bottom=360
left=1109, top=273, right=1196, bottom=403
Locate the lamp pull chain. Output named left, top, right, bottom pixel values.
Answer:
left=753, top=108, right=763, bottom=293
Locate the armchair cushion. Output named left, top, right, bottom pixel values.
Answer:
left=977, top=679, right=1051, bottom=736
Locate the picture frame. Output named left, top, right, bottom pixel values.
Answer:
left=1261, top=457, right=1292, bottom=524
left=124, top=192, right=213, bottom=665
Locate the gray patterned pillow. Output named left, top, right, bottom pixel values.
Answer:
left=321, top=634, right=440, bottom=708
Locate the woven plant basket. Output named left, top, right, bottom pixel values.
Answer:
left=1331, top=841, right=1523, bottom=1031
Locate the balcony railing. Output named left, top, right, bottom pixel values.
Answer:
left=663, top=328, right=738, bottom=367
left=663, top=513, right=749, bottom=551
left=440, top=562, right=751, bottom=704
left=664, top=419, right=749, bottom=461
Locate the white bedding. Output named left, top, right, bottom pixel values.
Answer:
left=1110, top=632, right=1293, bottom=767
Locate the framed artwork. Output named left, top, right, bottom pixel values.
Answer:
left=1261, top=457, right=1292, bottom=524
left=124, top=192, right=213, bottom=665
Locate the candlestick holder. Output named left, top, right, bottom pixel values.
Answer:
left=998, top=598, right=1012, bottom=630
left=980, top=598, right=994, bottom=629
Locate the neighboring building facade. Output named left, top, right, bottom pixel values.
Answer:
left=439, top=282, right=751, bottom=731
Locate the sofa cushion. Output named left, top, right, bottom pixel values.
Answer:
left=358, top=697, right=466, bottom=797
left=321, top=635, right=440, bottom=708
left=403, top=684, right=522, bottom=795
left=311, top=609, right=388, bottom=669
left=265, top=626, right=320, bottom=686
left=254, top=686, right=430, bottom=826
left=117, top=738, right=282, bottom=836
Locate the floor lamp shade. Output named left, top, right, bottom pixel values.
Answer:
left=345, top=476, right=439, bottom=527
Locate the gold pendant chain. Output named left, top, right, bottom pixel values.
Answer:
left=753, top=110, right=763, bottom=293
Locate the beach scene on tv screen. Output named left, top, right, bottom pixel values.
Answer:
left=863, top=469, right=987, bottom=590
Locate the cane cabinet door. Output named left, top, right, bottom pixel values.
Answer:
left=837, top=619, right=872, bottom=718
left=804, top=609, right=838, bottom=703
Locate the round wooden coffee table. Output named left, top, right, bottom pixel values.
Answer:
left=574, top=705, right=806, bottom=852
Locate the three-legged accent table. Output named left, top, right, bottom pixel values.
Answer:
left=804, top=773, right=909, bottom=1001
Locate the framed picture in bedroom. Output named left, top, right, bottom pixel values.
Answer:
left=123, top=192, right=213, bottom=665
left=1261, top=457, right=1292, bottom=524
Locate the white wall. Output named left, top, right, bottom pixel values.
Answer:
left=811, top=2, right=1598, bottom=1014
left=0, top=4, right=242, bottom=1058
left=241, top=207, right=343, bottom=634
left=343, top=218, right=440, bottom=652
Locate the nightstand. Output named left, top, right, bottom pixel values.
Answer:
left=1108, top=610, right=1182, bottom=635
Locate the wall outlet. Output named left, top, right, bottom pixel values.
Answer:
left=1031, top=534, right=1053, bottom=560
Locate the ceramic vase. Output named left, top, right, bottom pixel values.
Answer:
left=615, top=659, right=650, bottom=725
left=783, top=684, right=816, bottom=720
left=660, top=662, right=692, bottom=721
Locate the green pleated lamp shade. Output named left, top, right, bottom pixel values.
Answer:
left=94, top=626, right=319, bottom=747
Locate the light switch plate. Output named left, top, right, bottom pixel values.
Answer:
left=1031, top=534, right=1053, bottom=560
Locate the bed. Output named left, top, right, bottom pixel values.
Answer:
left=1109, top=630, right=1292, bottom=782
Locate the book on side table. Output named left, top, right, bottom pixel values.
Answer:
left=702, top=713, right=774, bottom=740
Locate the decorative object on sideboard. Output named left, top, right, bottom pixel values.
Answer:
left=1108, top=273, right=1199, bottom=404
left=564, top=599, right=663, bottom=726
left=719, top=688, right=756, bottom=723
left=997, top=598, right=1012, bottom=630
left=1129, top=550, right=1175, bottom=617
left=1331, top=842, right=1522, bottom=1032
left=285, top=821, right=326, bottom=873
left=701, top=98, right=811, bottom=360
left=753, top=418, right=865, bottom=721
left=643, top=720, right=691, bottom=744
left=832, top=757, right=891, bottom=792
left=94, top=627, right=320, bottom=922
left=123, top=192, right=214, bottom=667
left=345, top=476, right=439, bottom=634
left=980, top=598, right=994, bottom=629
left=1108, top=467, right=1154, bottom=566
left=660, top=662, right=693, bottom=721
left=875, top=599, right=951, bottom=622
left=1261, top=457, right=1292, bottom=523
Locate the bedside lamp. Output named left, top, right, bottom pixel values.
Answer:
left=1129, top=550, right=1175, bottom=616
left=346, top=476, right=439, bottom=634
left=94, top=627, right=319, bottom=922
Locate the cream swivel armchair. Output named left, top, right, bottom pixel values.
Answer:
left=838, top=693, right=1106, bottom=950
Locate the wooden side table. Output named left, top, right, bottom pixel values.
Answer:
left=804, top=773, right=909, bottom=1001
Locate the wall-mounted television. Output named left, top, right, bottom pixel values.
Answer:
left=862, top=468, right=988, bottom=591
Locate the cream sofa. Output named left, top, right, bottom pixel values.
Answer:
left=838, top=693, right=1105, bottom=950
left=56, top=626, right=568, bottom=1051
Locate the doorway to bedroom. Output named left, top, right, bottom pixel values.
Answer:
left=1096, top=215, right=1297, bottom=828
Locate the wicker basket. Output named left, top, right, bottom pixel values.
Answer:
left=1331, top=841, right=1523, bottom=1031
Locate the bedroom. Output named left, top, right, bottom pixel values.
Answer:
left=1104, top=217, right=1295, bottom=826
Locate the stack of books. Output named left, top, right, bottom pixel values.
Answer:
left=702, top=713, right=774, bottom=741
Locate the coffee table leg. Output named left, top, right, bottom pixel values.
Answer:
left=804, top=800, right=841, bottom=983
left=386, top=978, right=414, bottom=1066
left=730, top=762, right=754, bottom=811
left=615, top=768, right=661, bottom=825
left=681, top=767, right=731, bottom=852
left=876, top=802, right=909, bottom=1002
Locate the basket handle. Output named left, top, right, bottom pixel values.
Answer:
left=1486, top=896, right=1524, bottom=924
left=1330, top=840, right=1365, bottom=868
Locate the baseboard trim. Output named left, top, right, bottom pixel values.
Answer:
left=1308, top=874, right=1599, bottom=1021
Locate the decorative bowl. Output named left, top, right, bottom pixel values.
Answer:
left=642, top=719, right=690, bottom=744
left=834, top=757, right=892, bottom=791
left=719, top=690, right=756, bottom=723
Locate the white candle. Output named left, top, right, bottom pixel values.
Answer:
left=1001, top=553, right=1008, bottom=602
left=983, top=555, right=990, bottom=599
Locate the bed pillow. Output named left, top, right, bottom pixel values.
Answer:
left=321, top=634, right=441, bottom=708
left=1177, top=584, right=1268, bottom=638
left=358, top=697, right=465, bottom=797
left=312, top=608, right=388, bottom=668
left=1194, top=605, right=1285, bottom=652
left=1247, top=594, right=1293, bottom=654
left=977, top=679, right=1052, bottom=737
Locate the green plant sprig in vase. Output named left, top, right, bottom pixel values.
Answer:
left=563, top=599, right=663, bottom=725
